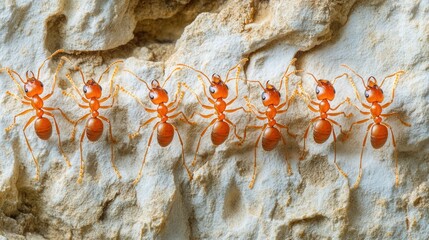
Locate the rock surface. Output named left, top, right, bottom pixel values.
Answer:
left=0, top=0, right=428, bottom=239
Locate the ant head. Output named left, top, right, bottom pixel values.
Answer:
left=83, top=79, right=103, bottom=99
left=315, top=80, right=335, bottom=101
left=149, top=80, right=169, bottom=104
left=364, top=76, right=384, bottom=103
left=24, top=71, right=43, bottom=97
left=261, top=81, right=281, bottom=106
left=209, top=74, right=229, bottom=99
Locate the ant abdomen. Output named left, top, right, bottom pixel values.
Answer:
left=371, top=124, right=388, bottom=149
left=313, top=119, right=332, bottom=144
left=211, top=120, right=230, bottom=145
left=157, top=122, right=174, bottom=147
left=35, top=117, right=52, bottom=140
left=262, top=127, right=281, bottom=151
left=86, top=117, right=104, bottom=141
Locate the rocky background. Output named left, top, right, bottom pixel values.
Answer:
left=0, top=0, right=428, bottom=239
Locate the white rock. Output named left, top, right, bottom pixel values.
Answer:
left=0, top=0, right=428, bottom=239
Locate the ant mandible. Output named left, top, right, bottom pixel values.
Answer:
left=241, top=58, right=301, bottom=189
left=61, top=57, right=123, bottom=183
left=342, top=65, right=411, bottom=189
left=177, top=59, right=249, bottom=166
left=119, top=67, right=194, bottom=185
left=3, top=49, right=74, bottom=180
left=297, top=72, right=353, bottom=179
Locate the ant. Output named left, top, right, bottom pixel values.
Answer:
left=177, top=59, right=249, bottom=166
left=241, top=58, right=301, bottom=189
left=342, top=65, right=411, bottom=189
left=3, top=49, right=74, bottom=180
left=119, top=67, right=194, bottom=185
left=61, top=57, right=123, bottom=183
left=297, top=72, right=353, bottom=179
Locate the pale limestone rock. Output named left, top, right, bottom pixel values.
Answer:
left=0, top=0, right=428, bottom=239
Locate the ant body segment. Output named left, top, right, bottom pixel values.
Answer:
left=298, top=72, right=352, bottom=179
left=342, top=65, right=411, bottom=189
left=62, top=58, right=123, bottom=183
left=241, top=59, right=301, bottom=189
left=178, top=59, right=249, bottom=166
left=3, top=49, right=74, bottom=180
left=120, top=68, right=194, bottom=185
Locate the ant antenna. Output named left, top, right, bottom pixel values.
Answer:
left=341, top=64, right=366, bottom=89
left=97, top=60, right=123, bottom=84
left=162, top=67, right=182, bottom=88
left=124, top=69, right=151, bottom=91
left=176, top=64, right=211, bottom=84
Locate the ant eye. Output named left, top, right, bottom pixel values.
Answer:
left=333, top=89, right=336, bottom=94
left=149, top=92, right=155, bottom=99
left=209, top=86, right=215, bottom=94
left=40, top=83, right=44, bottom=88
left=261, top=92, right=267, bottom=100
left=380, top=89, right=383, bottom=94
left=83, top=86, right=87, bottom=93
left=164, top=89, right=168, bottom=95
left=100, top=86, right=102, bottom=91
left=24, top=87, right=28, bottom=93
left=365, top=91, right=369, bottom=98
left=316, top=87, right=320, bottom=94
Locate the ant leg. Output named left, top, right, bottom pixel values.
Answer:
left=346, top=118, right=371, bottom=133
left=328, top=111, right=353, bottom=118
left=167, top=82, right=184, bottom=108
left=249, top=124, right=267, bottom=189
left=62, top=90, right=89, bottom=108
left=240, top=125, right=264, bottom=145
left=299, top=116, right=319, bottom=160
left=383, top=122, right=399, bottom=187
left=332, top=127, right=348, bottom=178
left=45, top=112, right=71, bottom=167
left=181, top=82, right=214, bottom=108
left=225, top=106, right=251, bottom=113
left=99, top=116, right=122, bottom=179
left=276, top=123, right=297, bottom=138
left=43, top=107, right=75, bottom=124
left=6, top=69, right=26, bottom=97
left=133, top=122, right=159, bottom=186
left=169, top=111, right=196, bottom=125
left=6, top=109, right=33, bottom=132
left=280, top=134, right=292, bottom=176
left=351, top=123, right=373, bottom=190
left=225, top=118, right=242, bottom=141
left=77, top=125, right=87, bottom=184
left=172, top=125, right=193, bottom=180
left=330, top=98, right=350, bottom=111
left=5, top=91, right=31, bottom=104
left=327, top=118, right=347, bottom=135
left=380, top=71, right=404, bottom=108
left=129, top=117, right=158, bottom=139
left=192, top=118, right=217, bottom=166
left=23, top=116, right=39, bottom=180
left=43, top=58, right=65, bottom=100
left=71, top=113, right=90, bottom=142
left=277, top=90, right=298, bottom=113
left=381, top=112, right=411, bottom=127
left=191, top=112, right=215, bottom=119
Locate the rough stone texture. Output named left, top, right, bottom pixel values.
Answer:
left=0, top=0, right=428, bottom=239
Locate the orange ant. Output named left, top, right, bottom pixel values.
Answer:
left=177, top=59, right=249, bottom=166
left=241, top=59, right=301, bottom=189
left=119, top=68, right=194, bottom=185
left=3, top=49, right=74, bottom=180
left=297, top=73, right=353, bottom=179
left=342, top=65, right=411, bottom=189
left=61, top=57, right=123, bottom=183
